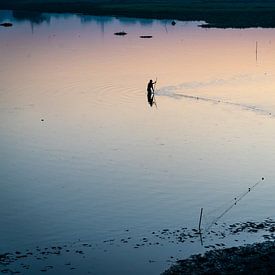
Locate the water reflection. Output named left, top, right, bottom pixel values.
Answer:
left=0, top=10, right=162, bottom=28
left=12, top=11, right=50, bottom=25
left=2, top=9, right=275, bottom=275
left=147, top=90, right=155, bottom=107
left=119, top=17, right=154, bottom=26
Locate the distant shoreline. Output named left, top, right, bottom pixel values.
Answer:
left=1, top=0, right=275, bottom=28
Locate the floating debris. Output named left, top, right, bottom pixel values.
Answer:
left=228, top=219, right=275, bottom=235
left=140, top=35, right=153, bottom=39
left=114, top=31, right=127, bottom=36
left=0, top=22, right=13, bottom=27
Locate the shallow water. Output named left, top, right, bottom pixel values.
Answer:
left=1, top=10, right=275, bottom=274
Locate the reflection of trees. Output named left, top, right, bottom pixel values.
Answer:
left=0, top=10, right=13, bottom=21
left=118, top=17, right=154, bottom=26
left=138, top=18, right=154, bottom=26
left=80, top=15, right=156, bottom=27
left=80, top=15, right=113, bottom=25
left=3, top=11, right=166, bottom=29
left=12, top=11, right=50, bottom=25
left=79, top=16, right=114, bottom=35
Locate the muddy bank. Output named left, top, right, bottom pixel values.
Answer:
left=1, top=218, right=275, bottom=274
left=163, top=240, right=275, bottom=274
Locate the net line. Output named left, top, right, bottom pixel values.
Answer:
left=202, top=178, right=265, bottom=232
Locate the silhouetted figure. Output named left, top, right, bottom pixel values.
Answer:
left=147, top=79, right=156, bottom=107
left=147, top=79, right=156, bottom=94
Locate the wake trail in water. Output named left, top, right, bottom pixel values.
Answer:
left=156, top=90, right=274, bottom=118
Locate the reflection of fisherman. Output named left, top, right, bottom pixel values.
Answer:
left=147, top=79, right=156, bottom=107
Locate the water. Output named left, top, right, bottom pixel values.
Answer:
left=1, top=10, right=275, bottom=274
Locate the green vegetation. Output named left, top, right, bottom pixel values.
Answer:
left=1, top=0, right=275, bottom=27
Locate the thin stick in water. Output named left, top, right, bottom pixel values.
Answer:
left=198, top=208, right=203, bottom=233
left=256, top=41, right=258, bottom=62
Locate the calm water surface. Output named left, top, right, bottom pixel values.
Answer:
left=1, top=10, right=275, bottom=274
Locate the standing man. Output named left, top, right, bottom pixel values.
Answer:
left=147, top=79, right=156, bottom=94
left=147, top=79, right=156, bottom=107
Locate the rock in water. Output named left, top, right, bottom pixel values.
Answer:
left=0, top=22, right=13, bottom=27
left=114, top=31, right=127, bottom=36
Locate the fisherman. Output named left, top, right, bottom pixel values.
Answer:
left=147, top=79, right=156, bottom=107
left=147, top=79, right=156, bottom=94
